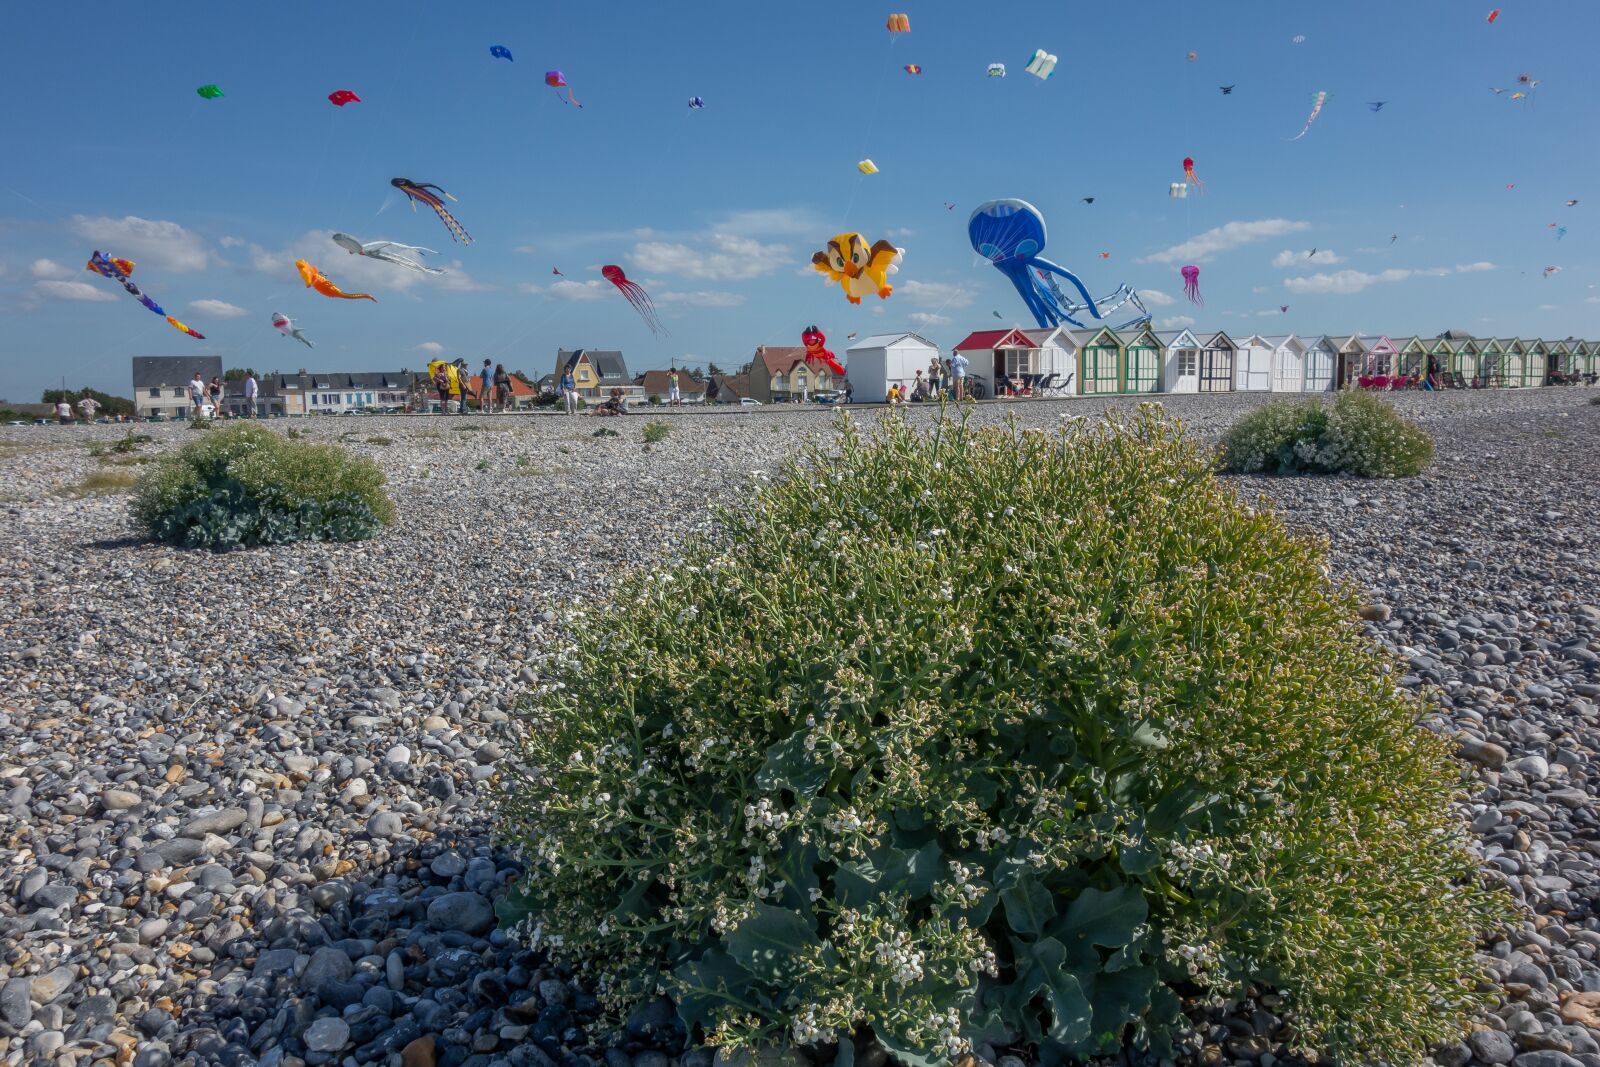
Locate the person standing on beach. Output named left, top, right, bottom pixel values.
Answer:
left=928, top=355, right=943, bottom=396
left=493, top=363, right=513, bottom=412
left=560, top=367, right=578, bottom=415
left=950, top=352, right=969, bottom=401
left=450, top=360, right=469, bottom=415
left=479, top=359, right=494, bottom=414
left=430, top=360, right=452, bottom=413
left=667, top=368, right=681, bottom=406
left=76, top=391, right=100, bottom=423
left=188, top=372, right=206, bottom=417
left=243, top=372, right=259, bottom=417
left=207, top=376, right=224, bottom=417
left=55, top=398, right=74, bottom=425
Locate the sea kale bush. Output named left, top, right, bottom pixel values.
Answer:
left=498, top=407, right=1503, bottom=1065
left=1218, top=390, right=1435, bottom=477
left=132, top=422, right=394, bottom=549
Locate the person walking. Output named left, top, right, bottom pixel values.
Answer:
left=479, top=359, right=495, bottom=414
left=493, top=363, right=513, bottom=412
left=560, top=367, right=578, bottom=415
left=207, top=376, right=224, bottom=417
left=76, top=391, right=100, bottom=423
left=950, top=351, right=969, bottom=401
left=54, top=398, right=74, bottom=425
left=188, top=372, right=207, bottom=417
left=243, top=372, right=259, bottom=417
left=667, top=367, right=682, bottom=406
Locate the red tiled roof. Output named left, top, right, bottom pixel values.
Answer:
left=637, top=369, right=703, bottom=397
left=953, top=328, right=1035, bottom=351
left=463, top=373, right=539, bottom=401
left=753, top=346, right=809, bottom=376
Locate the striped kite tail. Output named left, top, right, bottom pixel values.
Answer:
left=433, top=203, right=473, bottom=245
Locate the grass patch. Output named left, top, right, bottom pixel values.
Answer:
left=88, top=432, right=153, bottom=458
left=367, top=435, right=394, bottom=446
left=642, top=420, right=673, bottom=444
left=475, top=459, right=491, bottom=471
left=71, top=469, right=140, bottom=495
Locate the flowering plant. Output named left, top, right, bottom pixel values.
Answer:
left=1218, top=390, right=1434, bottom=477
left=499, top=407, right=1500, bottom=1065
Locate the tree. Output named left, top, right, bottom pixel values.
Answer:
left=224, top=368, right=256, bottom=381
left=707, top=362, right=724, bottom=378
left=41, top=388, right=134, bottom=417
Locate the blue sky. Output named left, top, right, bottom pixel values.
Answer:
left=2, top=0, right=1596, bottom=400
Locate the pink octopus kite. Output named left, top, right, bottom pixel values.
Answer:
left=1181, top=265, right=1203, bottom=306
left=601, top=265, right=666, bottom=337
left=1182, top=156, right=1204, bottom=191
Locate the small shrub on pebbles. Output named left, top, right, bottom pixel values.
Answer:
left=1219, top=390, right=1435, bottom=477
left=499, top=406, right=1506, bottom=1065
left=132, top=422, right=394, bottom=549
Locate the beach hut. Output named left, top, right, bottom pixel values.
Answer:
left=952, top=328, right=1036, bottom=399
left=1157, top=329, right=1204, bottom=393
left=1119, top=323, right=1163, bottom=393
left=1478, top=338, right=1508, bottom=386
left=1498, top=338, right=1531, bottom=387
left=1199, top=332, right=1238, bottom=392
left=1358, top=335, right=1400, bottom=379
left=846, top=332, right=941, bottom=401
left=1425, top=336, right=1459, bottom=386
left=1450, top=337, right=1484, bottom=384
left=1396, top=336, right=1428, bottom=380
left=1334, top=335, right=1368, bottom=386
left=1263, top=334, right=1307, bottom=392
left=1020, top=327, right=1083, bottom=395
left=1302, top=336, right=1337, bottom=392
left=1232, top=334, right=1275, bottom=392
left=1525, top=339, right=1553, bottom=386
left=1579, top=340, right=1599, bottom=381
left=1076, top=327, right=1124, bottom=395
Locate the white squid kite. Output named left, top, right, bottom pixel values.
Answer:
left=331, top=232, right=446, bottom=275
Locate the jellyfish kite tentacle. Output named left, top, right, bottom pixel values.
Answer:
left=1181, top=265, right=1204, bottom=306
left=1032, top=257, right=1102, bottom=316
left=601, top=265, right=667, bottom=337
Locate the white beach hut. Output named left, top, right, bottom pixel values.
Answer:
left=1020, top=326, right=1083, bottom=394
left=1156, top=329, right=1203, bottom=393
left=1261, top=334, right=1307, bottom=392
left=846, top=332, right=941, bottom=402
left=1232, top=334, right=1275, bottom=392
left=1303, top=336, right=1338, bottom=392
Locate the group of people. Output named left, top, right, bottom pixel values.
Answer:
left=888, top=353, right=969, bottom=405
left=428, top=358, right=516, bottom=415
left=53, top=390, right=109, bottom=424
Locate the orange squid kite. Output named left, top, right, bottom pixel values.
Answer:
left=296, top=259, right=377, bottom=301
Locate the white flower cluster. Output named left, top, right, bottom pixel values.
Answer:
left=1166, top=838, right=1232, bottom=875
left=744, top=797, right=793, bottom=834
left=825, top=808, right=865, bottom=834
left=791, top=1006, right=836, bottom=1045
left=874, top=930, right=927, bottom=985
left=925, top=1007, right=969, bottom=1058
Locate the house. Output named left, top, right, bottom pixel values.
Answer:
left=637, top=369, right=707, bottom=405
left=554, top=349, right=640, bottom=400
left=846, top=333, right=941, bottom=401
left=748, top=347, right=840, bottom=403
left=953, top=329, right=1035, bottom=399
left=1260, top=335, right=1307, bottom=392
left=1156, top=329, right=1204, bottom=393
left=463, top=371, right=541, bottom=410
left=269, top=370, right=417, bottom=414
left=1232, top=334, right=1275, bottom=392
left=131, top=355, right=223, bottom=419
left=1301, top=336, right=1338, bottom=392
left=1075, top=327, right=1125, bottom=395
left=706, top=373, right=750, bottom=404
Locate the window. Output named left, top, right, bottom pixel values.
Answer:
left=1002, top=348, right=1035, bottom=376
left=772, top=373, right=786, bottom=392
left=148, top=387, right=160, bottom=398
left=1178, top=351, right=1198, bottom=378
left=173, top=388, right=185, bottom=398
left=1200, top=349, right=1233, bottom=392
left=1125, top=347, right=1158, bottom=392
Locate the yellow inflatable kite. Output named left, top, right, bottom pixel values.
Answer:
left=811, top=233, right=903, bottom=305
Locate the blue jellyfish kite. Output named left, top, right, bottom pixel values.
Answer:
left=967, top=199, right=1149, bottom=329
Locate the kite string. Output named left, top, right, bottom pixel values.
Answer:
left=843, top=38, right=897, bottom=227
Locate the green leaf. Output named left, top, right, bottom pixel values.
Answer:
left=1086, top=964, right=1155, bottom=1049
left=769, top=834, right=822, bottom=916
left=1000, top=871, right=1057, bottom=938
left=875, top=1027, right=943, bottom=1067
left=1011, top=937, right=1093, bottom=1047
left=1050, top=885, right=1147, bottom=961
left=833, top=1039, right=855, bottom=1067
left=494, top=882, right=540, bottom=927
left=727, top=902, right=821, bottom=982
left=674, top=949, right=758, bottom=1034
left=755, top=729, right=829, bottom=797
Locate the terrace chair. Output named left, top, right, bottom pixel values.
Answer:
left=1034, top=373, right=1062, bottom=395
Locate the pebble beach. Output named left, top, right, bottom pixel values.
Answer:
left=2, top=388, right=1599, bottom=1067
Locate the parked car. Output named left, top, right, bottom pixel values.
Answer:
left=812, top=391, right=843, bottom=405
left=740, top=397, right=762, bottom=407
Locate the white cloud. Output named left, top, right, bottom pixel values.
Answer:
left=1137, top=288, right=1175, bottom=307
left=630, top=233, right=790, bottom=281
left=189, top=298, right=247, bottom=318
left=520, top=279, right=611, bottom=301
left=1272, top=248, right=1343, bottom=268
left=30, top=258, right=71, bottom=279
left=1282, top=261, right=1495, bottom=295
left=33, top=280, right=116, bottom=302
left=654, top=290, right=745, bottom=308
left=716, top=208, right=820, bottom=236
left=895, top=280, right=972, bottom=309
left=219, top=236, right=245, bottom=249
left=513, top=245, right=538, bottom=255
left=1142, top=219, right=1311, bottom=265
left=417, top=341, right=445, bottom=354
left=1585, top=296, right=1600, bottom=305
left=1538, top=304, right=1559, bottom=311
left=1251, top=286, right=1269, bottom=294
left=1157, top=315, right=1195, bottom=329
left=68, top=215, right=209, bottom=271
left=909, top=312, right=952, bottom=327
left=887, top=227, right=915, bottom=238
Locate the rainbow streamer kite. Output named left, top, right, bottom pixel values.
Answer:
left=85, top=252, right=205, bottom=339
left=1289, top=91, right=1330, bottom=141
